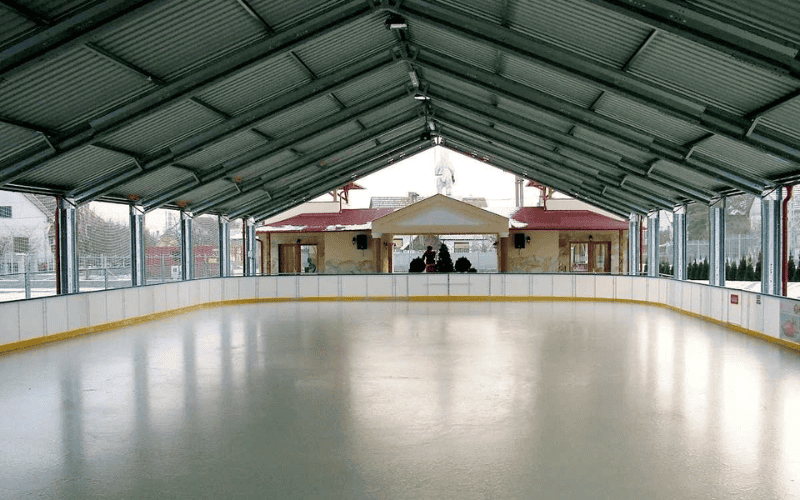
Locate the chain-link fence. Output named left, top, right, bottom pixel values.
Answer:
left=77, top=201, right=132, bottom=291
left=145, top=208, right=182, bottom=284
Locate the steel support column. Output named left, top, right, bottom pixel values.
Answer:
left=628, top=213, right=641, bottom=275
left=130, top=204, right=145, bottom=286
left=180, top=211, right=193, bottom=281
left=219, top=217, right=231, bottom=278
left=56, top=197, right=79, bottom=294
left=647, top=211, right=660, bottom=277
left=673, top=205, right=687, bottom=280
left=244, top=218, right=257, bottom=276
left=762, top=189, right=782, bottom=295
left=709, top=198, right=726, bottom=287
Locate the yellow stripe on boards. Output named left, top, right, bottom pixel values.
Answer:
left=2, top=295, right=798, bottom=355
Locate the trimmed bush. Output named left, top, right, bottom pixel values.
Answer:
left=454, top=256, right=472, bottom=273
left=409, top=257, right=425, bottom=273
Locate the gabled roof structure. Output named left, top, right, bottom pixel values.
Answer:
left=1, top=0, right=799, bottom=221
left=510, top=207, right=629, bottom=231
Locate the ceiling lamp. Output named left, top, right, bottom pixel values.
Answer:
left=413, top=91, right=430, bottom=100
left=385, top=14, right=407, bottom=30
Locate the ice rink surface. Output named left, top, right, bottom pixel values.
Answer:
left=1, top=300, right=800, bottom=499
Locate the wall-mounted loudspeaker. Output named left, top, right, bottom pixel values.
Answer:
left=514, top=233, right=526, bottom=249
left=356, top=234, right=368, bottom=249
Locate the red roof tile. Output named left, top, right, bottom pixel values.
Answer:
left=510, top=207, right=628, bottom=231
left=258, top=208, right=396, bottom=233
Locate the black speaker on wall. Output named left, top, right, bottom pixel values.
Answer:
left=514, top=233, right=526, bottom=249
left=356, top=234, right=368, bottom=249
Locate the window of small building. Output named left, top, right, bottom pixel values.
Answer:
left=0, top=206, right=11, bottom=218
left=301, top=245, right=317, bottom=273
left=571, top=242, right=588, bottom=272
left=454, top=241, right=469, bottom=253
left=393, top=238, right=403, bottom=249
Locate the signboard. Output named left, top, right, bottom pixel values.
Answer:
left=730, top=294, right=739, bottom=305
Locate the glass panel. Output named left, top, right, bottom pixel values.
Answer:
left=144, top=208, right=182, bottom=283
left=592, top=243, right=609, bottom=273
left=658, top=210, right=673, bottom=276
left=301, top=245, right=317, bottom=273
left=0, top=191, right=57, bottom=301
left=192, top=215, right=219, bottom=279
left=78, top=201, right=132, bottom=291
left=725, top=194, right=761, bottom=291
left=687, top=203, right=710, bottom=282
left=571, top=242, right=588, bottom=272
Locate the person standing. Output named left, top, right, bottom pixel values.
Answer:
left=423, top=245, right=437, bottom=273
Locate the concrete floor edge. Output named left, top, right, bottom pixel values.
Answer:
left=3, top=295, right=799, bottom=357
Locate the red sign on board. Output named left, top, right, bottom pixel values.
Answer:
left=731, top=294, right=739, bottom=305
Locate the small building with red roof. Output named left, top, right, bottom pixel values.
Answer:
left=257, top=195, right=628, bottom=274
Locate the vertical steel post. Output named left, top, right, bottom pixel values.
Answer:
left=57, top=197, right=79, bottom=294
left=673, top=205, right=687, bottom=280
left=628, top=213, right=640, bottom=275
left=130, top=204, right=145, bottom=286
left=244, top=218, right=256, bottom=276
left=762, top=188, right=782, bottom=295
left=181, top=211, right=193, bottom=281
left=709, top=198, right=726, bottom=287
left=647, top=211, right=659, bottom=277
left=219, top=216, right=230, bottom=278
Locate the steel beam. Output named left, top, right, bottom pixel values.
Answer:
left=0, top=0, right=50, bottom=25
left=140, top=89, right=410, bottom=210
left=0, top=1, right=375, bottom=186
left=587, top=0, right=800, bottom=76
left=56, top=197, right=79, bottom=294
left=436, top=114, right=667, bottom=211
left=243, top=218, right=257, bottom=276
left=230, top=129, right=423, bottom=218
left=762, top=189, right=782, bottom=295
left=83, top=42, right=162, bottom=83
left=254, top=140, right=432, bottom=221
left=442, top=135, right=637, bottom=218
left=180, top=211, right=193, bottom=281
left=0, top=0, right=158, bottom=75
left=647, top=210, right=660, bottom=277
left=130, top=204, right=145, bottom=286
left=629, top=213, right=641, bottom=275
left=219, top=216, right=231, bottom=277
left=673, top=204, right=687, bottom=280
left=415, top=49, right=775, bottom=193
left=709, top=198, right=725, bottom=287
left=430, top=90, right=705, bottom=202
left=235, top=0, right=273, bottom=33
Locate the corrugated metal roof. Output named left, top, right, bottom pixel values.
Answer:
left=494, top=123, right=558, bottom=151
left=687, top=0, right=800, bottom=48
left=502, top=53, right=603, bottom=108
left=593, top=92, right=708, bottom=145
left=294, top=123, right=364, bottom=154
left=760, top=96, right=800, bottom=142
left=293, top=12, right=396, bottom=77
left=650, top=160, right=725, bottom=192
left=0, top=123, right=48, bottom=163
left=627, top=32, right=800, bottom=115
left=0, top=7, right=35, bottom=47
left=332, top=64, right=408, bottom=107
left=253, top=95, right=341, bottom=138
left=19, top=0, right=93, bottom=19
left=571, top=127, right=657, bottom=164
left=102, top=100, right=224, bottom=156
left=423, top=68, right=497, bottom=104
left=231, top=149, right=298, bottom=181
left=434, top=0, right=504, bottom=23
left=112, top=166, right=196, bottom=200
left=245, top=0, right=349, bottom=32
left=508, top=0, right=652, bottom=67
left=0, top=46, right=155, bottom=132
left=496, top=96, right=573, bottom=134
left=94, top=0, right=265, bottom=81
left=179, top=130, right=267, bottom=171
left=217, top=190, right=268, bottom=212
left=179, top=179, right=235, bottom=205
left=195, top=53, right=311, bottom=116
left=410, top=20, right=499, bottom=73
left=693, top=135, right=800, bottom=179
left=358, top=98, right=419, bottom=128
left=16, top=145, right=134, bottom=190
